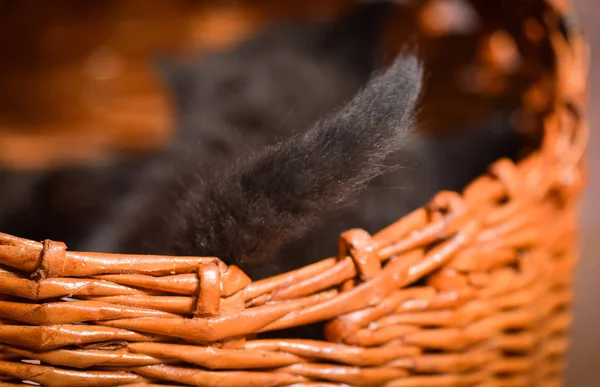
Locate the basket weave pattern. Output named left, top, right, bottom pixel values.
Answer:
left=0, top=1, right=589, bottom=386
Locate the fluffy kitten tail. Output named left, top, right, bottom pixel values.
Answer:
left=168, top=55, right=423, bottom=267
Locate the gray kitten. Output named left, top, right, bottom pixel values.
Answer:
left=87, top=5, right=520, bottom=280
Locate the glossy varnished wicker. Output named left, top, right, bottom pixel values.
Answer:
left=0, top=0, right=589, bottom=386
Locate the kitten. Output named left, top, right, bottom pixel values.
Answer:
left=0, top=2, right=391, bottom=251
left=84, top=3, right=522, bottom=280
left=88, top=54, right=425, bottom=275
left=82, top=2, right=399, bottom=258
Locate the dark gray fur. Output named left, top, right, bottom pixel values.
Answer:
left=92, top=55, right=423, bottom=276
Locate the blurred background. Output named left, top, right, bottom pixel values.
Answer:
left=0, top=0, right=597, bottom=384
left=568, top=0, right=600, bottom=385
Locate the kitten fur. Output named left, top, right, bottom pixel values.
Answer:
left=92, top=55, right=423, bottom=273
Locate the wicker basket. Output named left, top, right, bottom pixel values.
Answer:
left=0, top=0, right=589, bottom=386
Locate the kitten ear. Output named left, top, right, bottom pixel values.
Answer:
left=155, top=56, right=194, bottom=110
